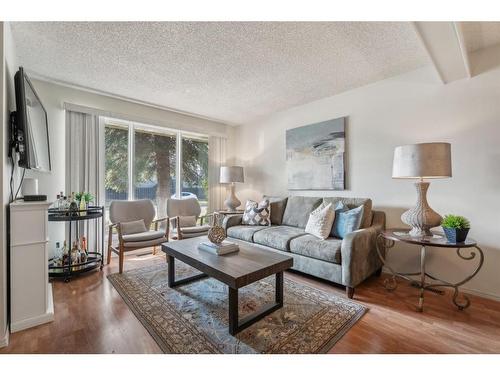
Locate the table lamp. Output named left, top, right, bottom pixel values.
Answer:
left=220, top=166, right=244, bottom=211
left=392, top=142, right=452, bottom=237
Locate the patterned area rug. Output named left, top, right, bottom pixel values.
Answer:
left=108, top=262, right=367, bottom=353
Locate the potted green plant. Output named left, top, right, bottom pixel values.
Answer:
left=74, top=192, right=83, bottom=202
left=83, top=192, right=94, bottom=205
left=75, top=192, right=95, bottom=210
left=441, top=214, right=470, bottom=243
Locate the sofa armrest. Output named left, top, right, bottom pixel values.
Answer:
left=341, top=210, right=386, bottom=288
left=222, top=214, right=243, bottom=231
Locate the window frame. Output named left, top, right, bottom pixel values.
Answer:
left=101, top=116, right=209, bottom=209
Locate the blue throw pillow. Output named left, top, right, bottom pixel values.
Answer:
left=330, top=202, right=348, bottom=238
left=331, top=202, right=364, bottom=239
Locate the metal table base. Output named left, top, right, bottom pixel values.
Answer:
left=376, top=231, right=484, bottom=312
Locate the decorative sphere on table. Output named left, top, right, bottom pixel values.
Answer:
left=208, top=225, right=226, bottom=244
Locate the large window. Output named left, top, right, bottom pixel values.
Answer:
left=103, top=118, right=209, bottom=219
left=182, top=134, right=209, bottom=216
left=134, top=126, right=177, bottom=216
left=104, top=122, right=129, bottom=206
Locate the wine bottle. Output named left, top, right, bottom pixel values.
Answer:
left=54, top=241, right=61, bottom=266
left=69, top=192, right=78, bottom=216
left=71, top=241, right=80, bottom=264
left=62, top=240, right=68, bottom=265
left=79, top=193, right=86, bottom=215
left=80, top=236, right=88, bottom=262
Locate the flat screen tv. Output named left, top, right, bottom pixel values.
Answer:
left=13, top=67, right=51, bottom=171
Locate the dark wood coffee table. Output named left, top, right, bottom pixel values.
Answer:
left=161, top=237, right=293, bottom=335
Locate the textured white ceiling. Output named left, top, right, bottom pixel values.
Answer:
left=11, top=22, right=429, bottom=125
left=461, top=22, right=500, bottom=52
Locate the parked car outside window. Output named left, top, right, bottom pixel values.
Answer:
left=171, top=192, right=198, bottom=200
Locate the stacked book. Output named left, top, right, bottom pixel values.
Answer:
left=198, top=241, right=239, bottom=255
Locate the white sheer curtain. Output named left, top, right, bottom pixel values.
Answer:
left=208, top=136, right=227, bottom=213
left=65, top=110, right=103, bottom=253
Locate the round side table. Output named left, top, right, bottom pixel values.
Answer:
left=376, top=229, right=484, bottom=312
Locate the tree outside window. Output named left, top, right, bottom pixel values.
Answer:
left=104, top=120, right=209, bottom=220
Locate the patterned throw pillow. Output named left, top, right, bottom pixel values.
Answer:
left=305, top=203, right=335, bottom=239
left=242, top=199, right=271, bottom=226
left=331, top=202, right=364, bottom=239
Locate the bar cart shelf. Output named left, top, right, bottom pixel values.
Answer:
left=48, top=205, right=105, bottom=281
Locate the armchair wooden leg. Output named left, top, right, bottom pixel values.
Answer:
left=107, top=226, right=113, bottom=265
left=176, top=216, right=182, bottom=240
left=152, top=246, right=157, bottom=255
left=119, top=246, right=124, bottom=274
left=107, top=246, right=112, bottom=265
left=346, top=287, right=355, bottom=299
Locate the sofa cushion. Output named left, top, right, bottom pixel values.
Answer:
left=289, top=235, right=342, bottom=264
left=322, top=197, right=372, bottom=228
left=263, top=196, right=288, bottom=225
left=281, top=196, right=322, bottom=228
left=123, top=236, right=168, bottom=248
left=171, top=225, right=210, bottom=235
left=227, top=225, right=269, bottom=242
left=122, top=230, right=165, bottom=243
left=253, top=225, right=306, bottom=251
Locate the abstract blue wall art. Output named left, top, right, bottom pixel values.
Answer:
left=286, top=117, right=346, bottom=190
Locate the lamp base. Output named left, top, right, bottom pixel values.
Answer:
left=402, top=181, right=442, bottom=237
left=224, top=183, right=241, bottom=211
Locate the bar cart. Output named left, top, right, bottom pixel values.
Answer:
left=48, top=206, right=105, bottom=282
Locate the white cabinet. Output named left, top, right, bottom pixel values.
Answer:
left=10, top=201, right=54, bottom=332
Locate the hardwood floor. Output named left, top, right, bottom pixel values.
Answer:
left=1, top=250, right=500, bottom=354
left=1, top=251, right=164, bottom=354
left=289, top=271, right=500, bottom=354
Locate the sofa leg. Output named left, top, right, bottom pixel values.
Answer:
left=375, top=267, right=383, bottom=277
left=346, top=287, right=355, bottom=299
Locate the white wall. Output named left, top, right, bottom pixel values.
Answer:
left=234, top=65, right=500, bottom=300
left=1, top=21, right=18, bottom=347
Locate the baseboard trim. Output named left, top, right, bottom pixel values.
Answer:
left=10, top=284, right=54, bottom=333
left=460, top=286, right=500, bottom=302
left=381, top=267, right=500, bottom=302
left=0, top=325, right=9, bottom=348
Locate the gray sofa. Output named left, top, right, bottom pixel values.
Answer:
left=222, top=196, right=386, bottom=298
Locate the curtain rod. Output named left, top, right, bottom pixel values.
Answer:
left=63, top=102, right=229, bottom=139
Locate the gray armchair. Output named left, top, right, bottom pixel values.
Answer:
left=107, top=199, right=169, bottom=273
left=167, top=198, right=211, bottom=240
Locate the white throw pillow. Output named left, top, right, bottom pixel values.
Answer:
left=305, top=203, right=335, bottom=240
